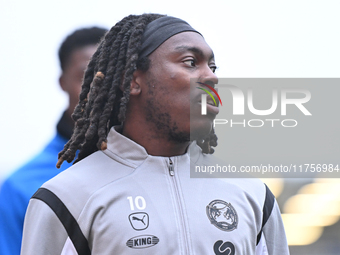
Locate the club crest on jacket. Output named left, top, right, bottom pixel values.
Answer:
left=206, top=199, right=238, bottom=231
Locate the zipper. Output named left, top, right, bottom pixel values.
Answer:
left=168, top=157, right=190, bottom=254
left=169, top=158, right=175, bottom=176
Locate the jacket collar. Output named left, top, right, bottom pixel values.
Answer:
left=104, top=126, right=201, bottom=167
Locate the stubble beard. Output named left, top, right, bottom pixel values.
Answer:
left=145, top=81, right=190, bottom=144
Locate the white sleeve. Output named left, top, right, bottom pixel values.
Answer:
left=261, top=201, right=290, bottom=255
left=255, top=184, right=290, bottom=255
left=21, top=198, right=68, bottom=255
left=60, top=238, right=78, bottom=255
left=255, top=232, right=269, bottom=255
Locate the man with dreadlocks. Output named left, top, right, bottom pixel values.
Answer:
left=21, top=14, right=289, bottom=255
left=0, top=27, right=107, bottom=255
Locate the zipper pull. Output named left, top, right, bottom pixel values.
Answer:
left=169, top=158, right=174, bottom=176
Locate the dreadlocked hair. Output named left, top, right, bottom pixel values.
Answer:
left=57, top=13, right=217, bottom=168
left=196, top=127, right=218, bottom=154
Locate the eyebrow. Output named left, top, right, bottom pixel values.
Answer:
left=174, top=46, right=215, bottom=61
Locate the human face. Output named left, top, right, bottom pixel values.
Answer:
left=138, top=32, right=218, bottom=142
left=60, top=45, right=97, bottom=113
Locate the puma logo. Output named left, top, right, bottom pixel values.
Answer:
left=129, top=213, right=149, bottom=230
left=132, top=215, right=146, bottom=225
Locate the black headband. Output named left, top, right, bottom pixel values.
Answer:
left=139, top=16, right=202, bottom=59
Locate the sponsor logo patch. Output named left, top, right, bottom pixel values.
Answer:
left=129, top=212, right=149, bottom=230
left=126, top=235, right=159, bottom=249
left=214, top=240, right=235, bottom=255
left=206, top=199, right=238, bottom=231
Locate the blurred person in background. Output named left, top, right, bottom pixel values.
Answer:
left=0, top=26, right=107, bottom=255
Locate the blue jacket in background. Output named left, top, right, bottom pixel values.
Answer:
left=0, top=113, right=73, bottom=255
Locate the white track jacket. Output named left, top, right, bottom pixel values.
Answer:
left=21, top=127, right=289, bottom=255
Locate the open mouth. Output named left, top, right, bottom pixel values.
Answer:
left=206, top=101, right=220, bottom=115
left=195, top=82, right=221, bottom=116
left=198, top=97, right=219, bottom=115
left=207, top=98, right=218, bottom=107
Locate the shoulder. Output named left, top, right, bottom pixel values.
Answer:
left=44, top=149, right=136, bottom=190
left=39, top=150, right=137, bottom=219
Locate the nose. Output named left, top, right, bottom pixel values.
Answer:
left=201, top=65, right=218, bottom=88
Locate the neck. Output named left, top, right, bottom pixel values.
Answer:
left=122, top=118, right=190, bottom=157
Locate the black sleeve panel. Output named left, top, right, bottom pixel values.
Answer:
left=32, top=188, right=91, bottom=255
left=256, top=184, right=275, bottom=245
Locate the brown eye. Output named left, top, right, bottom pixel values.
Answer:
left=183, top=59, right=196, bottom=67
left=210, top=65, right=217, bottom=73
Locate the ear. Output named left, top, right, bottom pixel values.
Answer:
left=129, top=70, right=143, bottom=96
